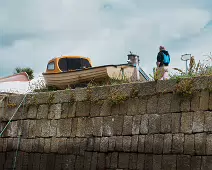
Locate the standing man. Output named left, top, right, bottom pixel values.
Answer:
left=155, top=46, right=170, bottom=80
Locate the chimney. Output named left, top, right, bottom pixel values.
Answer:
left=127, top=52, right=140, bottom=81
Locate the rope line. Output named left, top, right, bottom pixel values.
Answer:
left=0, top=94, right=28, bottom=137
left=12, top=94, right=26, bottom=170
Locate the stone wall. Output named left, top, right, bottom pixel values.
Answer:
left=0, top=76, right=212, bottom=170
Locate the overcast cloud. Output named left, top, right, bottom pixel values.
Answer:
left=0, top=0, right=212, bottom=77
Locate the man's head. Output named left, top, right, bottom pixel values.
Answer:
left=159, top=46, right=165, bottom=51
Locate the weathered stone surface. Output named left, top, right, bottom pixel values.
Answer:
left=147, top=95, right=158, bottom=114
left=31, top=138, right=39, bottom=152
left=118, top=153, right=129, bottom=169
left=144, top=154, right=153, bottom=170
left=123, top=136, right=131, bottom=152
left=193, top=111, right=204, bottom=133
left=145, top=135, right=153, bottom=153
left=6, top=121, right=18, bottom=137
left=180, top=98, right=191, bottom=112
left=129, top=153, right=137, bottom=170
left=191, top=92, right=200, bottom=111
left=100, top=100, right=112, bottom=116
left=209, top=92, right=212, bottom=111
left=184, top=134, right=194, bottom=155
left=163, top=134, right=172, bottom=154
left=58, top=138, right=67, bottom=154
left=172, top=113, right=181, bottom=133
left=172, top=134, right=184, bottom=154
left=57, top=119, right=72, bottom=137
left=138, top=135, right=145, bottom=153
left=90, top=152, right=98, bottom=170
left=103, top=116, right=114, bottom=136
left=111, top=103, right=119, bottom=115
left=38, top=138, right=45, bottom=152
left=110, top=83, right=133, bottom=98
left=153, top=134, right=164, bottom=154
left=48, top=104, right=61, bottom=119
left=131, top=135, right=138, bottom=152
left=113, top=116, right=123, bottom=135
left=90, top=102, right=102, bottom=117
left=161, top=114, right=172, bottom=133
left=200, top=90, right=209, bottom=110
left=67, top=102, right=76, bottom=118
left=119, top=102, right=128, bottom=115
left=66, top=138, right=74, bottom=153
left=123, top=116, right=133, bottom=135
left=153, top=155, right=162, bottom=170
left=181, top=112, right=192, bottom=133
left=27, top=105, right=37, bottom=119
left=76, top=117, right=86, bottom=137
left=138, top=97, right=147, bottom=114
left=71, top=118, right=77, bottom=137
left=115, top=136, right=123, bottom=151
left=52, top=90, right=73, bottom=103
left=191, top=156, right=202, bottom=170
left=49, top=120, right=58, bottom=137
left=100, top=137, right=108, bottom=152
left=22, top=120, right=29, bottom=138
left=0, top=153, right=5, bottom=169
left=140, top=114, right=149, bottom=134
left=37, top=104, right=48, bottom=119
left=138, top=81, right=156, bottom=96
left=75, top=155, right=84, bottom=170
left=79, top=138, right=87, bottom=155
left=201, top=156, right=212, bottom=170
left=148, top=114, right=160, bottom=134
left=50, top=137, right=59, bottom=153
left=204, top=111, right=212, bottom=132
left=97, top=153, right=105, bottom=169
left=94, top=138, right=100, bottom=152
left=44, top=138, right=51, bottom=153
left=62, top=155, right=76, bottom=170
left=6, top=138, right=14, bottom=151
left=137, top=154, right=145, bottom=170
left=92, top=117, right=103, bottom=137
left=41, top=119, right=50, bottom=137
left=61, top=103, right=68, bottom=118
left=73, top=138, right=80, bottom=154
left=162, top=155, right=176, bottom=170
left=76, top=101, right=90, bottom=117
left=105, top=153, right=111, bottom=169
left=157, top=79, right=177, bottom=93
left=108, top=136, right=116, bottom=151
left=170, top=94, right=181, bottom=113
left=206, top=134, right=212, bottom=155
left=158, top=93, right=172, bottom=113
left=110, top=152, right=118, bottom=169
left=177, top=155, right=191, bottom=170
left=74, top=88, right=88, bottom=101
left=90, top=86, right=109, bottom=101
left=86, top=138, right=94, bottom=152
left=127, top=98, right=138, bottom=116
left=132, top=115, right=141, bottom=135
left=193, top=76, right=209, bottom=90
left=195, top=133, right=206, bottom=155
left=84, top=118, right=94, bottom=137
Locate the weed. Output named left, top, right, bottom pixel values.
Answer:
left=47, top=93, right=55, bottom=105
left=174, top=78, right=194, bottom=97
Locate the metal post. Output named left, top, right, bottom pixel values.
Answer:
left=181, top=54, right=191, bottom=74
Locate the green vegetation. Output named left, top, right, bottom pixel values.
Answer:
left=14, top=67, right=34, bottom=80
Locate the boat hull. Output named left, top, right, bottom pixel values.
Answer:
left=0, top=72, right=29, bottom=83
left=43, top=65, right=146, bottom=89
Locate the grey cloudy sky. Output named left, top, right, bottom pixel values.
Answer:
left=0, top=0, right=212, bottom=77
